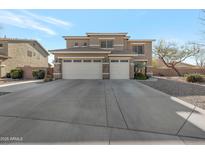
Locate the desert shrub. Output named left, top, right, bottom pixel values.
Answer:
left=32, top=70, right=45, bottom=79
left=134, top=72, right=148, bottom=80
left=10, top=69, right=23, bottom=79
left=44, top=74, right=53, bottom=82
left=186, top=74, right=203, bottom=83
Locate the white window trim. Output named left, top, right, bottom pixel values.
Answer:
left=100, top=40, right=114, bottom=49
left=89, top=44, right=100, bottom=46
left=113, top=44, right=124, bottom=46
left=98, top=38, right=115, bottom=40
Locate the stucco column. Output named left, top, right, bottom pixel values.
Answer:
left=130, top=62, right=135, bottom=79
left=53, top=58, right=62, bottom=79
left=102, top=57, right=110, bottom=79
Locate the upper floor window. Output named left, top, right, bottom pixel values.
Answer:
left=27, top=50, right=32, bottom=57
left=83, top=42, right=87, bottom=46
left=133, top=45, right=144, bottom=54
left=100, top=40, right=113, bottom=48
left=0, top=43, right=3, bottom=48
left=74, top=42, right=78, bottom=47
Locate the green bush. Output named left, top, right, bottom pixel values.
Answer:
left=10, top=69, right=23, bottom=79
left=134, top=72, right=148, bottom=80
left=32, top=70, right=38, bottom=79
left=32, top=70, right=45, bottom=79
left=186, top=74, right=203, bottom=83
left=6, top=73, right=11, bottom=78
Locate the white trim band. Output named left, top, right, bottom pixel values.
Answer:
left=52, top=51, right=111, bottom=54
left=108, top=54, right=139, bottom=57
left=59, top=56, right=105, bottom=59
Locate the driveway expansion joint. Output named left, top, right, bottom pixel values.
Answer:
left=0, top=114, right=204, bottom=141
left=176, top=105, right=197, bottom=135
left=110, top=82, right=129, bottom=129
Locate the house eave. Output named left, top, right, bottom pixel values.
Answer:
left=50, top=51, right=111, bottom=54
left=108, top=54, right=142, bottom=57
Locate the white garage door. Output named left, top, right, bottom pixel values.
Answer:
left=110, top=59, right=129, bottom=79
left=62, top=59, right=102, bottom=79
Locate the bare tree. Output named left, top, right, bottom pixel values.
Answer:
left=195, top=47, right=205, bottom=67
left=153, top=40, right=199, bottom=76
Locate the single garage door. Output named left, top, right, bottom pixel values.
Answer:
left=110, top=59, right=129, bottom=79
left=62, top=59, right=102, bottom=79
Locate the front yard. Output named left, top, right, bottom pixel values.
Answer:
left=139, top=77, right=205, bottom=110
left=157, top=76, right=205, bottom=86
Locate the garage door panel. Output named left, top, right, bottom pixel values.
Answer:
left=62, top=61, right=102, bottom=79
left=110, top=62, right=129, bottom=79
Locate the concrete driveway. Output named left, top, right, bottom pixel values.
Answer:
left=0, top=79, right=205, bottom=144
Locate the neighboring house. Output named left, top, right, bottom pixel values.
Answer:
left=50, top=32, right=155, bottom=79
left=0, top=38, right=49, bottom=78
left=152, top=58, right=205, bottom=76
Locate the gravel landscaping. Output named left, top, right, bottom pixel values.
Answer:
left=139, top=77, right=205, bottom=110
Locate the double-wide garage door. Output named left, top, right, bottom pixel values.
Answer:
left=62, top=59, right=102, bottom=79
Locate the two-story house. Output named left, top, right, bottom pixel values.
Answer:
left=50, top=33, right=155, bottom=79
left=0, top=38, right=49, bottom=78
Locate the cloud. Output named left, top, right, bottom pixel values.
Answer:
left=0, top=10, right=72, bottom=35
left=21, top=10, right=72, bottom=27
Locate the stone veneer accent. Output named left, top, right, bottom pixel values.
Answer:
left=53, top=62, right=62, bottom=79
left=102, top=63, right=110, bottom=79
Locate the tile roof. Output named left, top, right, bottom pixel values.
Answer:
left=0, top=38, right=49, bottom=56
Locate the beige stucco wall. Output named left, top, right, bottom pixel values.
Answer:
left=128, top=41, right=152, bottom=66
left=65, top=36, right=152, bottom=67
left=1, top=43, right=48, bottom=76
left=66, top=39, right=89, bottom=48
left=0, top=41, right=8, bottom=56
left=66, top=35, right=127, bottom=51
left=54, top=34, right=153, bottom=79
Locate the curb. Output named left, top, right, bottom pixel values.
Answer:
left=0, top=80, right=43, bottom=88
